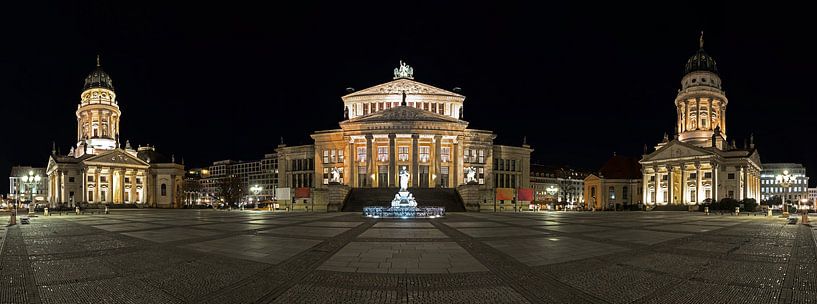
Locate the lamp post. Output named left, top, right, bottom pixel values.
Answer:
left=799, top=198, right=810, bottom=224
left=250, top=184, right=262, bottom=209
left=20, top=171, right=42, bottom=216
left=775, top=170, right=793, bottom=218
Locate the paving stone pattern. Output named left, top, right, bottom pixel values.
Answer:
left=0, top=209, right=815, bottom=303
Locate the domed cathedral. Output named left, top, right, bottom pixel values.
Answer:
left=639, top=33, right=762, bottom=207
left=45, top=56, right=185, bottom=209
left=276, top=61, right=533, bottom=212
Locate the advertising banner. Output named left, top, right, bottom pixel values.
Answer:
left=276, top=187, right=291, bottom=200
left=517, top=188, right=534, bottom=202
left=294, top=187, right=311, bottom=199
left=496, top=188, right=514, bottom=201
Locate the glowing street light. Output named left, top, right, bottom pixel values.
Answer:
left=799, top=198, right=811, bottom=224
left=250, top=184, right=262, bottom=208
left=20, top=170, right=42, bottom=216
left=775, top=170, right=794, bottom=218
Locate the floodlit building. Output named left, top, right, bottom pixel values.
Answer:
left=7, top=166, right=47, bottom=203
left=639, top=34, right=762, bottom=206
left=276, top=61, right=532, bottom=211
left=584, top=154, right=643, bottom=210
left=45, top=56, right=185, bottom=208
left=199, top=154, right=279, bottom=205
left=530, top=164, right=588, bottom=208
left=760, top=163, right=809, bottom=202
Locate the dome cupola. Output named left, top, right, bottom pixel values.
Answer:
left=83, top=55, right=114, bottom=90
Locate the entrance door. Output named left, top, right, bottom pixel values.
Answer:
left=418, top=166, right=429, bottom=187
left=378, top=165, right=389, bottom=188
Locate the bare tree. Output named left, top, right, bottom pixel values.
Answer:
left=217, top=175, right=244, bottom=207
left=182, top=179, right=203, bottom=206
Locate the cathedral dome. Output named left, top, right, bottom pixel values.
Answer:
left=83, top=56, right=114, bottom=90
left=683, top=33, right=718, bottom=75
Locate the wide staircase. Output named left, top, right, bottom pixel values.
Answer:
left=341, top=188, right=466, bottom=212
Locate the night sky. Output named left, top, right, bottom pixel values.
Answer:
left=2, top=2, right=815, bottom=186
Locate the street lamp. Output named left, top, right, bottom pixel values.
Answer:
left=799, top=198, right=811, bottom=224
left=250, top=184, right=262, bottom=208
left=775, top=170, right=793, bottom=218
left=20, top=170, right=42, bottom=216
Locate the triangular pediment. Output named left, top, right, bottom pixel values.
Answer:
left=642, top=140, right=715, bottom=162
left=342, top=78, right=464, bottom=99
left=84, top=149, right=150, bottom=167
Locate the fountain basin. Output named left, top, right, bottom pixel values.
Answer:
left=363, top=206, right=445, bottom=218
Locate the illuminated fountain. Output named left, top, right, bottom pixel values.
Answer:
left=362, top=166, right=445, bottom=218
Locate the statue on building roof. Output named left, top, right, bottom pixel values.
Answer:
left=393, top=60, right=414, bottom=79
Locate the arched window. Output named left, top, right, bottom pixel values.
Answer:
left=590, top=187, right=596, bottom=198
left=609, top=186, right=616, bottom=200
left=161, top=184, right=167, bottom=196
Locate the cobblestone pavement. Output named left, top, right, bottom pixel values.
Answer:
left=1, top=210, right=815, bottom=303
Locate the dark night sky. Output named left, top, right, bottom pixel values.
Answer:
left=2, top=2, right=816, bottom=186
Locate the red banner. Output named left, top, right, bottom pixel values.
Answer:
left=294, top=187, right=311, bottom=199
left=517, top=188, right=533, bottom=202
left=496, top=188, right=514, bottom=201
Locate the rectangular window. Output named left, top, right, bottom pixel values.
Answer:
left=88, top=176, right=94, bottom=182
left=728, top=190, right=734, bottom=198
left=331, top=150, right=337, bottom=163
left=704, top=172, right=712, bottom=178
left=124, top=177, right=130, bottom=183
left=88, top=191, right=93, bottom=201
left=357, top=147, right=366, bottom=162
left=419, top=146, right=430, bottom=162
left=68, top=177, right=75, bottom=183
left=689, top=173, right=697, bottom=179
left=398, top=146, right=409, bottom=161
left=622, top=186, right=628, bottom=200
left=510, top=160, right=516, bottom=171
left=323, top=150, right=329, bottom=164
left=441, top=147, right=450, bottom=163
left=478, top=167, right=485, bottom=185
left=728, top=173, right=735, bottom=179
left=478, top=150, right=485, bottom=163
left=363, top=104, right=369, bottom=115
left=101, top=191, right=107, bottom=202
left=493, top=158, right=498, bottom=170
left=377, top=146, right=389, bottom=162
left=100, top=176, right=107, bottom=183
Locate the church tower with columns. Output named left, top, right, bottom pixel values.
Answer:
left=675, top=32, right=728, bottom=148
left=74, top=55, right=121, bottom=157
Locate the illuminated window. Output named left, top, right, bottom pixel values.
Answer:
left=357, top=147, right=366, bottom=162
left=478, top=150, right=485, bottom=163
left=419, top=146, right=430, bottom=162
left=323, top=150, right=329, bottom=164
left=398, top=146, right=409, bottom=161
left=441, top=147, right=450, bottom=163
left=377, top=146, right=389, bottom=162
left=609, top=186, right=615, bottom=200
left=338, top=150, right=344, bottom=162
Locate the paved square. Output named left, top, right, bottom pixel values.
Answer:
left=484, top=236, right=628, bottom=265
left=358, top=228, right=448, bottom=238
left=319, top=241, right=487, bottom=273
left=182, top=235, right=322, bottom=264
left=122, top=227, right=222, bottom=243
left=2, top=209, right=813, bottom=304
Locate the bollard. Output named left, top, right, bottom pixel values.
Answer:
left=44, top=207, right=49, bottom=216
left=704, top=206, right=709, bottom=215
left=767, top=209, right=773, bottom=217
left=105, top=206, right=109, bottom=214
left=75, top=206, right=80, bottom=215
left=735, top=207, right=740, bottom=216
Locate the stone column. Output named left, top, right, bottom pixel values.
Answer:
left=453, top=137, right=460, bottom=187
left=434, top=135, right=442, bottom=187
left=654, top=166, right=661, bottom=204
left=411, top=134, right=419, bottom=187
left=695, top=163, right=703, bottom=203
left=684, top=101, right=689, bottom=131
left=680, top=165, right=687, bottom=205
left=365, top=134, right=373, bottom=188
left=389, top=134, right=396, bottom=187
left=347, top=138, right=355, bottom=187
left=712, top=163, right=719, bottom=202
left=667, top=166, right=674, bottom=205
left=695, top=98, right=701, bottom=130
left=721, top=106, right=727, bottom=135
left=642, top=170, right=650, bottom=205
left=59, top=171, right=65, bottom=204
left=742, top=166, right=749, bottom=200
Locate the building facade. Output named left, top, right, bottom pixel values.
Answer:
left=809, top=188, right=817, bottom=204
left=530, top=164, right=587, bottom=208
left=45, top=57, right=185, bottom=208
left=639, top=35, right=762, bottom=206
left=276, top=62, right=532, bottom=211
left=760, top=163, right=809, bottom=203
left=8, top=166, right=47, bottom=203
left=584, top=155, right=643, bottom=210
left=198, top=153, right=279, bottom=205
